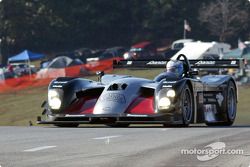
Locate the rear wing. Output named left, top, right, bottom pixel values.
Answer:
left=113, top=59, right=244, bottom=69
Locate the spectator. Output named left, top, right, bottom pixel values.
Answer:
left=7, top=64, right=14, bottom=73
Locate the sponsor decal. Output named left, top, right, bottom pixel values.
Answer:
left=206, top=98, right=217, bottom=103
left=127, top=114, right=148, bottom=117
left=163, top=81, right=177, bottom=84
left=146, top=61, right=166, bottom=65
left=162, top=85, right=172, bottom=88
left=100, top=93, right=126, bottom=103
left=195, top=61, right=215, bottom=65
left=52, top=81, right=68, bottom=88
left=231, top=60, right=236, bottom=65
left=216, top=93, right=224, bottom=106
left=65, top=114, right=86, bottom=117
left=127, top=61, right=132, bottom=65
left=204, top=92, right=224, bottom=106
left=204, top=93, right=214, bottom=97
left=52, top=85, right=62, bottom=88
left=54, top=81, right=68, bottom=84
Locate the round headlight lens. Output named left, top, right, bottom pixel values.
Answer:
left=49, top=97, right=62, bottom=110
left=48, top=90, right=62, bottom=110
left=158, top=97, right=171, bottom=109
left=48, top=90, right=58, bottom=98
left=166, top=89, right=176, bottom=98
left=123, top=52, right=129, bottom=59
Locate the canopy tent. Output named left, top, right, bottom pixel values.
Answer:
left=172, top=42, right=213, bottom=59
left=8, top=50, right=44, bottom=62
left=36, top=56, right=84, bottom=79
left=223, top=47, right=250, bottom=59
left=223, top=48, right=242, bottom=59
left=242, top=53, right=250, bottom=59
left=171, top=42, right=230, bottom=60
left=8, top=50, right=44, bottom=77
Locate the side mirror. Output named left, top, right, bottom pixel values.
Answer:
left=41, top=101, right=47, bottom=108
left=189, top=70, right=199, bottom=76
left=96, top=71, right=105, bottom=81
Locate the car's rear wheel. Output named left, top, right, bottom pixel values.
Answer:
left=226, top=82, right=237, bottom=124
left=206, top=81, right=236, bottom=126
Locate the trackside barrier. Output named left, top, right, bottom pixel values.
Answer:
left=0, top=59, right=115, bottom=93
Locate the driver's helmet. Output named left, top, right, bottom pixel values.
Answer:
left=166, top=60, right=184, bottom=77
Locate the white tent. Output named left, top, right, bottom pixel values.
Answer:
left=171, top=41, right=231, bottom=60
left=36, top=56, right=84, bottom=79
left=36, top=56, right=72, bottom=79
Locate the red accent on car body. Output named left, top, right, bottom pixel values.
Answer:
left=126, top=96, right=155, bottom=114
left=64, top=96, right=98, bottom=114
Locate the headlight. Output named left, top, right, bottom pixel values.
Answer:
left=158, top=97, right=171, bottom=109
left=166, top=89, right=175, bottom=97
left=123, top=52, right=129, bottom=59
left=48, top=90, right=58, bottom=98
left=48, top=90, right=62, bottom=110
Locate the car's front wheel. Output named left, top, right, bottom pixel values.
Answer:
left=181, top=85, right=193, bottom=126
left=163, top=85, right=193, bottom=127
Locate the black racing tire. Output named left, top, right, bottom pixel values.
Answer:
left=180, top=85, right=193, bottom=126
left=106, top=123, right=130, bottom=128
left=54, top=124, right=79, bottom=128
left=225, top=81, right=237, bottom=125
left=206, top=81, right=237, bottom=126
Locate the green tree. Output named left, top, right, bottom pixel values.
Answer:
left=0, top=0, right=249, bottom=64
left=199, top=0, right=250, bottom=42
left=0, top=0, right=66, bottom=64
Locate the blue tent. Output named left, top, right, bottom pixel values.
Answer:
left=8, top=50, right=44, bottom=62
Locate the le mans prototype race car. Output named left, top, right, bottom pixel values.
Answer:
left=37, top=54, right=242, bottom=127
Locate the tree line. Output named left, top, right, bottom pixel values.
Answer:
left=0, top=0, right=249, bottom=64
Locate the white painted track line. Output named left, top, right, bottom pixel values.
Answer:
left=23, top=146, right=57, bottom=152
left=93, top=135, right=121, bottom=140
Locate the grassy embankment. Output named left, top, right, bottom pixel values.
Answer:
left=0, top=69, right=249, bottom=126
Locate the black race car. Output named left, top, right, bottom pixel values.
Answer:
left=38, top=54, right=241, bottom=127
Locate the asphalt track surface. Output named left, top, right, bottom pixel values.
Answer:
left=1, top=125, right=250, bottom=167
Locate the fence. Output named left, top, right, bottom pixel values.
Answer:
left=0, top=59, right=114, bottom=93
